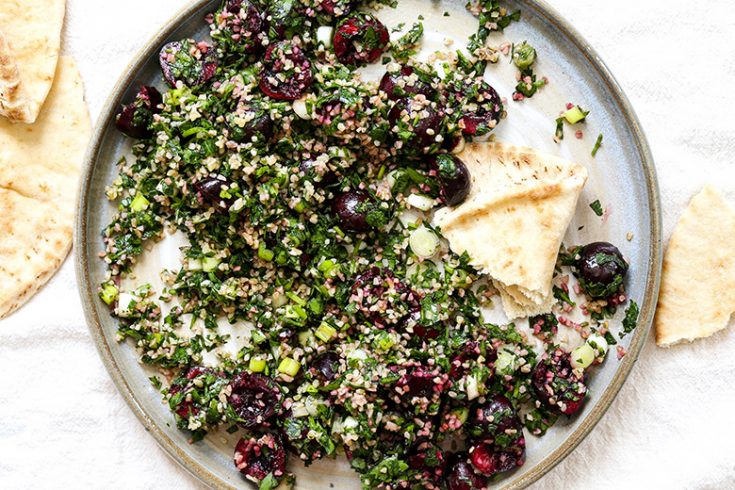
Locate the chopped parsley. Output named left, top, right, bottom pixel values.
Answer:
left=621, top=300, right=639, bottom=337
left=589, top=199, right=604, bottom=217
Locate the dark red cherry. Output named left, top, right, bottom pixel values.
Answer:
left=259, top=41, right=313, bottom=100
left=333, top=13, right=389, bottom=66
left=233, top=432, right=287, bottom=482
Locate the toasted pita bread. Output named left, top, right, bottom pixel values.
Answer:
left=0, top=0, right=66, bottom=123
left=432, top=142, right=587, bottom=319
left=655, top=186, right=735, bottom=346
left=0, top=57, right=90, bottom=318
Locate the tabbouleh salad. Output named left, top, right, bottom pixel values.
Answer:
left=100, top=0, right=638, bottom=488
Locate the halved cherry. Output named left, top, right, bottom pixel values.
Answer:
left=115, top=86, right=162, bottom=139
left=159, top=40, right=217, bottom=87
left=213, top=0, right=265, bottom=54
left=333, top=13, right=389, bottom=66
left=379, top=65, right=436, bottom=101
left=468, top=439, right=526, bottom=477
left=532, top=348, right=588, bottom=415
left=467, top=394, right=522, bottom=443
left=227, top=373, right=283, bottom=428
left=233, top=432, right=287, bottom=482
left=226, top=102, right=273, bottom=144
left=450, top=79, right=503, bottom=136
left=259, top=40, right=313, bottom=100
left=446, top=454, right=488, bottom=490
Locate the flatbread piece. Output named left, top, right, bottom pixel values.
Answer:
left=0, top=0, right=66, bottom=123
left=432, top=142, right=588, bottom=319
left=655, top=185, right=735, bottom=346
left=0, top=56, right=90, bottom=318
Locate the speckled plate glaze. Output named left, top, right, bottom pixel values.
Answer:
left=76, top=1, right=661, bottom=488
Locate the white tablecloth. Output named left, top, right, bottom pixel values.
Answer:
left=2, top=0, right=734, bottom=488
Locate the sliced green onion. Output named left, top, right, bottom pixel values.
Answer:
left=571, top=344, right=596, bottom=369
left=251, top=329, right=267, bottom=344
left=258, top=243, right=274, bottom=262
left=286, top=292, right=306, bottom=306
left=298, top=331, right=314, bottom=347
left=563, top=105, right=589, bottom=124
left=202, top=256, right=220, bottom=273
left=249, top=357, right=267, bottom=373
left=591, top=133, right=604, bottom=157
left=130, top=192, right=150, bottom=212
left=99, top=282, right=119, bottom=305
left=512, top=41, right=536, bottom=70
left=278, top=357, right=301, bottom=377
left=318, top=259, right=336, bottom=273
left=409, top=226, right=439, bottom=258
left=495, top=349, right=517, bottom=375
left=293, top=200, right=307, bottom=213
left=307, top=297, right=323, bottom=315
left=315, top=322, right=337, bottom=343
left=375, top=331, right=395, bottom=351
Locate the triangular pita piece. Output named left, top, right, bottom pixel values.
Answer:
left=0, top=57, right=90, bottom=318
left=0, top=0, right=66, bottom=123
left=432, top=142, right=587, bottom=319
left=655, top=186, right=735, bottom=346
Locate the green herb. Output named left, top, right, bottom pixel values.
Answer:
left=259, top=473, right=279, bottom=490
left=391, top=21, right=424, bottom=62
left=621, top=300, right=639, bottom=337
left=592, top=132, right=604, bottom=157
left=514, top=68, right=545, bottom=98
left=553, top=285, right=576, bottom=307
left=589, top=200, right=604, bottom=217
left=467, top=1, right=521, bottom=52
left=148, top=376, right=162, bottom=390
left=604, top=330, right=618, bottom=346
left=554, top=117, right=564, bottom=141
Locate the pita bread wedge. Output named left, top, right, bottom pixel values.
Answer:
left=432, top=142, right=587, bottom=319
left=0, top=0, right=66, bottom=123
left=0, top=56, right=90, bottom=318
left=655, top=186, right=735, bottom=347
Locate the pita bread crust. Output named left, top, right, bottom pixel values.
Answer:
left=655, top=186, right=735, bottom=346
left=0, top=0, right=66, bottom=123
left=433, top=142, right=587, bottom=319
left=0, top=57, right=90, bottom=318
left=0, top=30, right=31, bottom=122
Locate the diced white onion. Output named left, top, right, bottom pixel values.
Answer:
left=409, top=226, right=439, bottom=259
left=347, top=348, right=367, bottom=361
left=316, top=26, right=334, bottom=47
left=116, top=293, right=135, bottom=316
left=292, top=404, right=309, bottom=418
left=292, top=98, right=310, bottom=120
left=586, top=333, right=609, bottom=358
left=466, top=374, right=480, bottom=400
left=406, top=193, right=436, bottom=211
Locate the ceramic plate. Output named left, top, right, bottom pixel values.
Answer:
left=76, top=0, right=661, bottom=488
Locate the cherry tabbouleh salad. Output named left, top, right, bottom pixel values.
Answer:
left=99, top=0, right=639, bottom=488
